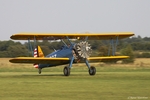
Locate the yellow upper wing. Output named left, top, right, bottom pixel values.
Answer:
left=10, top=32, right=134, bottom=40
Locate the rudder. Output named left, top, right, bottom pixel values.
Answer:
left=33, top=46, right=44, bottom=68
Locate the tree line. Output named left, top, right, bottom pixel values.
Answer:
left=0, top=35, right=150, bottom=62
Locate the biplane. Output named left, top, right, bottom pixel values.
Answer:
left=9, top=32, right=134, bottom=76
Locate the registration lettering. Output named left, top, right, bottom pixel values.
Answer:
left=49, top=54, right=57, bottom=58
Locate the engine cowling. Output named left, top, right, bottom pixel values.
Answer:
left=73, top=41, right=92, bottom=59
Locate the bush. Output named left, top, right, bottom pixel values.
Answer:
left=120, top=44, right=135, bottom=63
left=135, top=52, right=150, bottom=58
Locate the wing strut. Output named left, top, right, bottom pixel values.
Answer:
left=49, top=41, right=56, bottom=51
left=28, top=38, right=34, bottom=56
left=61, top=39, right=68, bottom=47
left=66, top=36, right=73, bottom=47
left=27, top=36, right=38, bottom=57
left=114, top=36, right=119, bottom=54
left=108, top=36, right=119, bottom=56
left=34, top=36, right=37, bottom=49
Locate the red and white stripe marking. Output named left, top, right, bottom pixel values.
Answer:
left=33, top=47, right=39, bottom=68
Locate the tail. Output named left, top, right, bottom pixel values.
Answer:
left=33, top=46, right=44, bottom=68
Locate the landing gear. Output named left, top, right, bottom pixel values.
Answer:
left=63, top=66, right=70, bottom=76
left=84, top=59, right=96, bottom=76
left=38, top=68, right=42, bottom=74
left=89, top=66, right=96, bottom=75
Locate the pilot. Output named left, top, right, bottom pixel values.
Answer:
left=68, top=44, right=70, bottom=48
left=61, top=46, right=64, bottom=50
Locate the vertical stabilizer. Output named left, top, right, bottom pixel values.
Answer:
left=33, top=46, right=44, bottom=68
left=37, top=46, right=45, bottom=57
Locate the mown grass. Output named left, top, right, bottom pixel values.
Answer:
left=0, top=58, right=150, bottom=100
left=0, top=72, right=150, bottom=100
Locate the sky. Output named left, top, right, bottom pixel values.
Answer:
left=0, top=0, right=150, bottom=40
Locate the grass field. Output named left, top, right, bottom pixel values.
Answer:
left=0, top=58, right=150, bottom=100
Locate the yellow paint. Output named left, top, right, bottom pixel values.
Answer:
left=9, top=57, right=69, bottom=64
left=10, top=32, right=134, bottom=40
left=37, top=46, right=44, bottom=57
left=87, top=56, right=129, bottom=60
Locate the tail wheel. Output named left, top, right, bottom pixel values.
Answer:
left=38, top=68, right=42, bottom=74
left=89, top=66, right=96, bottom=75
left=63, top=66, right=70, bottom=76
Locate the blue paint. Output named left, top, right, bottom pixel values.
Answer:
left=38, top=45, right=74, bottom=69
left=85, top=58, right=90, bottom=69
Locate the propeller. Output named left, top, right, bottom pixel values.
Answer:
left=74, top=41, right=92, bottom=59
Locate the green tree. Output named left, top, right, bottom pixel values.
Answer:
left=120, top=44, right=135, bottom=63
left=0, top=40, right=29, bottom=57
left=7, top=45, right=29, bottom=57
left=40, top=46, right=53, bottom=56
left=98, top=45, right=109, bottom=56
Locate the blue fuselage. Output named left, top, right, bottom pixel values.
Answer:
left=38, top=45, right=73, bottom=69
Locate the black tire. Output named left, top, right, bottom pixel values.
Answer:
left=63, top=66, right=70, bottom=76
left=89, top=66, right=96, bottom=75
left=38, top=68, right=42, bottom=74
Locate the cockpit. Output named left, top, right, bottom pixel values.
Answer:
left=60, top=45, right=69, bottom=50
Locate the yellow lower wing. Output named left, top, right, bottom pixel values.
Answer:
left=9, top=57, right=70, bottom=64
left=9, top=56, right=128, bottom=64
left=87, top=56, right=129, bottom=62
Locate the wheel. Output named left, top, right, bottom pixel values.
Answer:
left=63, top=66, right=70, bottom=76
left=89, top=66, right=96, bottom=75
left=38, top=68, right=42, bottom=74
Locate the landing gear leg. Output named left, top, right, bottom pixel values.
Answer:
left=63, top=56, right=74, bottom=76
left=85, top=59, right=96, bottom=76
left=38, top=68, right=42, bottom=74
